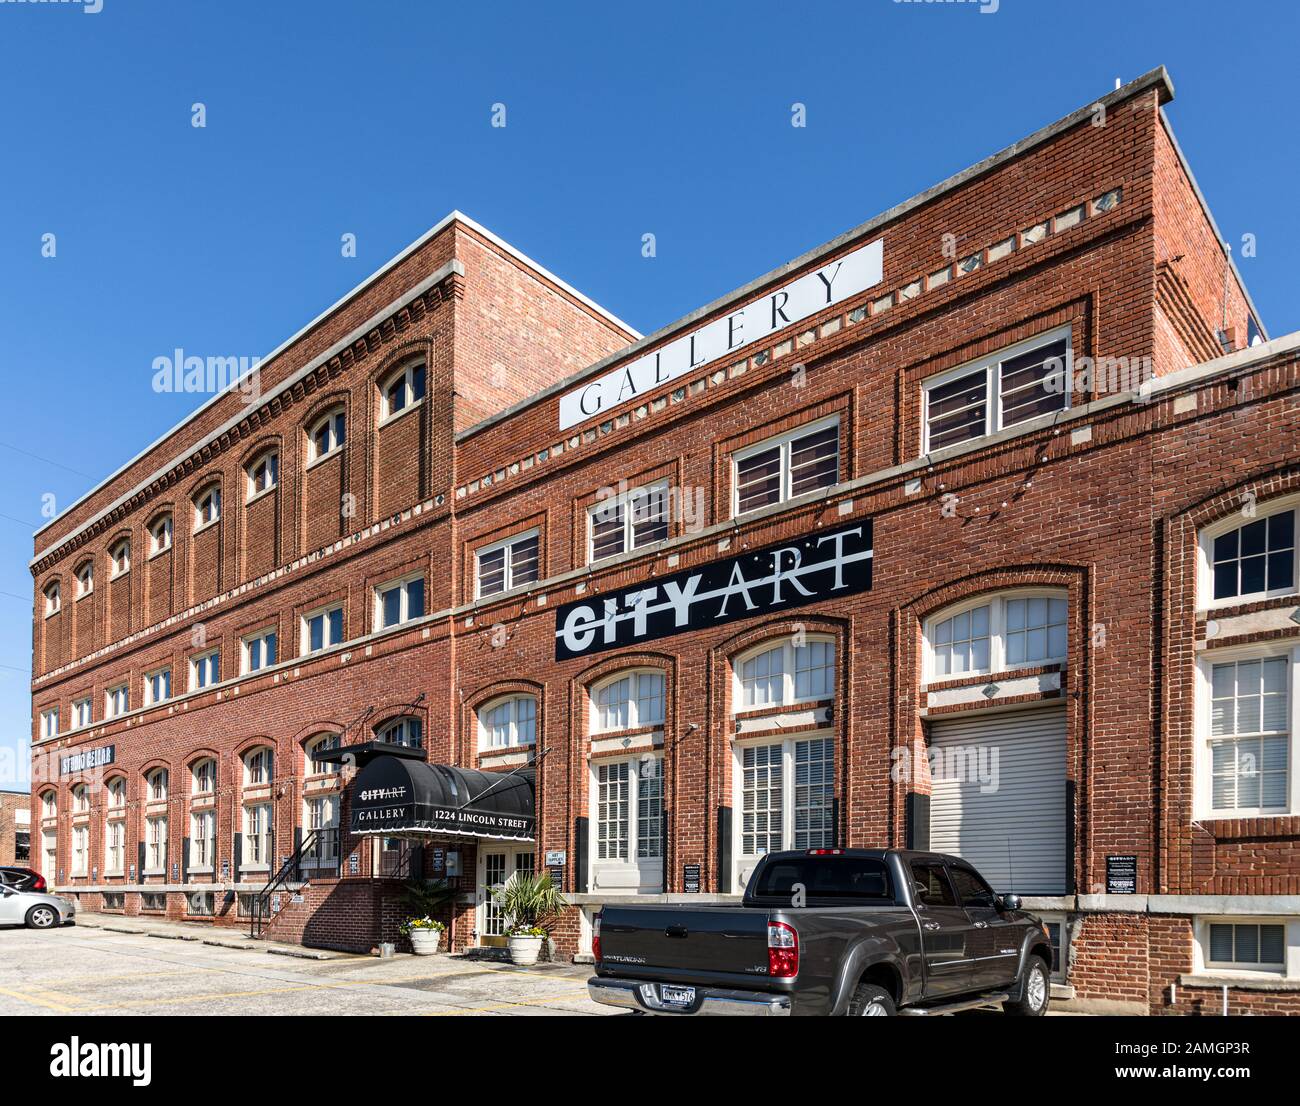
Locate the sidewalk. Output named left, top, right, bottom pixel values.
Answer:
left=72, top=911, right=356, bottom=961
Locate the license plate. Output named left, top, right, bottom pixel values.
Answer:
left=659, top=985, right=695, bottom=1008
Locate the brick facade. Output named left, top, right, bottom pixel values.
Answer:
left=28, top=68, right=1300, bottom=1012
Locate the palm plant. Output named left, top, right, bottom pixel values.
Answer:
left=493, top=870, right=567, bottom=936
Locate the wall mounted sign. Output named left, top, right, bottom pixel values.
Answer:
left=545, top=849, right=567, bottom=867
left=547, top=864, right=564, bottom=889
left=1106, top=854, right=1137, bottom=895
left=557, top=240, right=883, bottom=430
left=220, top=860, right=230, bottom=881
left=555, top=523, right=872, bottom=660
left=59, top=744, right=115, bottom=776
left=349, top=852, right=360, bottom=875
left=682, top=864, right=702, bottom=894
left=171, top=862, right=179, bottom=881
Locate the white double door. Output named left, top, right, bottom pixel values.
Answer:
left=476, top=846, right=535, bottom=947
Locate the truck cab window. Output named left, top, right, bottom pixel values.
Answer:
left=910, top=862, right=957, bottom=907
left=949, top=865, right=998, bottom=910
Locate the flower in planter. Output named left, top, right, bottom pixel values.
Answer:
left=399, top=915, right=448, bottom=936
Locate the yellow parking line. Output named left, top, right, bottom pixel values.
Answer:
left=0, top=985, right=80, bottom=1013
left=420, top=989, right=592, bottom=1016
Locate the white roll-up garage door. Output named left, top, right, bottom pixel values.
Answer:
left=927, top=706, right=1067, bottom=895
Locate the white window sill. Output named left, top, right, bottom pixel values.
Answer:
left=193, top=518, right=220, bottom=536
left=188, top=865, right=214, bottom=875
left=378, top=398, right=423, bottom=430
left=306, top=447, right=343, bottom=471
left=241, top=864, right=270, bottom=874
left=246, top=485, right=277, bottom=506
left=1199, top=590, right=1299, bottom=613
left=1196, top=808, right=1294, bottom=822
left=110, top=569, right=130, bottom=580
left=76, top=591, right=92, bottom=601
left=1181, top=972, right=1299, bottom=991
left=142, top=869, right=165, bottom=877
left=148, top=546, right=170, bottom=560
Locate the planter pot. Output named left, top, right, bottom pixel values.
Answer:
left=409, top=929, right=443, bottom=956
left=507, top=934, right=544, bottom=966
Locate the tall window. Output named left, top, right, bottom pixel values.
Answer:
left=303, top=603, right=344, bottom=653
left=242, top=627, right=278, bottom=674
left=475, top=531, right=540, bottom=598
left=40, top=708, right=59, bottom=739
left=75, top=562, right=94, bottom=598
left=739, top=736, right=834, bottom=859
left=376, top=717, right=422, bottom=748
left=308, top=407, right=346, bottom=462
left=190, top=649, right=220, bottom=691
left=736, top=638, right=835, bottom=709
left=147, top=769, right=168, bottom=802
left=190, top=811, right=216, bottom=869
left=1205, top=655, right=1290, bottom=815
left=110, top=538, right=131, bottom=577
left=106, top=778, right=126, bottom=811
left=149, top=515, right=173, bottom=556
left=243, top=747, right=273, bottom=786
left=40, top=791, right=57, bottom=820
left=246, top=451, right=279, bottom=497
left=1203, top=505, right=1297, bottom=605
left=304, top=795, right=340, bottom=865
left=191, top=758, right=216, bottom=796
left=376, top=574, right=425, bottom=629
left=105, top=682, right=129, bottom=719
left=595, top=758, right=665, bottom=862
left=592, top=671, right=665, bottom=733
left=733, top=417, right=840, bottom=516
left=380, top=361, right=426, bottom=421
left=44, top=582, right=61, bottom=617
left=71, top=825, right=89, bottom=876
left=144, top=667, right=172, bottom=705
left=193, top=485, right=221, bottom=530
left=479, top=695, right=537, bottom=750
left=72, top=697, right=92, bottom=729
left=71, top=784, right=89, bottom=814
left=104, top=819, right=125, bottom=875
left=145, top=815, right=168, bottom=872
left=922, top=329, right=1071, bottom=452
left=926, top=591, right=1068, bottom=680
left=242, top=804, right=272, bottom=866
left=305, top=733, right=341, bottom=775
left=588, top=483, right=669, bottom=562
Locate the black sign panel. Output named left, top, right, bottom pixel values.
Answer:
left=682, top=864, right=702, bottom=893
left=60, top=744, right=115, bottom=776
left=1106, top=854, right=1138, bottom=895
left=554, top=522, right=873, bottom=660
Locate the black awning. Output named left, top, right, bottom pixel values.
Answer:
left=349, top=754, right=536, bottom=843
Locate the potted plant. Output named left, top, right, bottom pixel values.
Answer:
left=398, top=878, right=454, bottom=955
left=400, top=915, right=446, bottom=955
left=494, top=871, right=567, bottom=966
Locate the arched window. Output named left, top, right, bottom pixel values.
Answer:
left=735, top=637, right=835, bottom=710
left=40, top=791, right=57, bottom=820
left=375, top=717, right=423, bottom=749
left=146, top=768, right=169, bottom=802
left=308, top=407, right=346, bottom=463
left=1200, top=498, right=1297, bottom=606
left=246, top=450, right=279, bottom=498
left=925, top=590, right=1068, bottom=680
left=149, top=515, right=173, bottom=556
left=106, top=778, right=126, bottom=810
left=71, top=784, right=89, bottom=814
left=478, top=695, right=537, bottom=750
left=191, top=758, right=216, bottom=796
left=109, top=538, right=131, bottom=577
left=305, top=733, right=341, bottom=775
left=75, top=561, right=94, bottom=598
left=379, top=361, right=426, bottom=422
left=43, top=582, right=61, bottom=617
left=591, top=670, right=665, bottom=734
left=193, top=485, right=221, bottom=530
left=243, top=747, right=273, bottom=787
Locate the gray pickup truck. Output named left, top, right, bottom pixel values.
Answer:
left=588, top=848, right=1053, bottom=1016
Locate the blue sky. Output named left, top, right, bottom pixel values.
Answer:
left=1, top=0, right=1296, bottom=788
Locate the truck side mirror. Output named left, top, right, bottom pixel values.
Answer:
left=998, top=893, right=1022, bottom=912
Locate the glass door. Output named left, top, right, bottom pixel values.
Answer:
left=477, top=848, right=535, bottom=947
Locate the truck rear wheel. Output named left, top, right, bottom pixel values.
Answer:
left=1003, top=955, right=1050, bottom=1016
left=847, top=982, right=896, bottom=1016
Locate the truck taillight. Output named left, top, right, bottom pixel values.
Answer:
left=767, top=921, right=798, bottom=978
left=806, top=848, right=843, bottom=856
left=592, top=912, right=602, bottom=963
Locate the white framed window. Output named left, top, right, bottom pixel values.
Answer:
left=478, top=695, right=537, bottom=750
left=1196, top=917, right=1299, bottom=978
left=193, top=485, right=221, bottom=531
left=145, top=815, right=168, bottom=873
left=243, top=747, right=273, bottom=787
left=40, top=791, right=57, bottom=821
left=190, top=810, right=216, bottom=870
left=144, top=667, right=172, bottom=706
left=71, top=784, right=89, bottom=815
left=734, top=637, right=836, bottom=710
left=71, top=825, right=89, bottom=876
left=104, top=819, right=125, bottom=875
left=302, top=602, right=344, bottom=654
left=375, top=573, right=425, bottom=629
left=242, top=803, right=272, bottom=867
left=105, top=682, right=129, bottom=719
left=735, top=736, right=835, bottom=868
left=376, top=717, right=422, bottom=748
left=591, top=670, right=665, bottom=734
left=475, top=530, right=540, bottom=598
left=308, top=407, right=346, bottom=463
left=149, top=515, right=173, bottom=556
left=1196, top=646, right=1298, bottom=819
left=146, top=768, right=168, bottom=803
left=246, top=451, right=279, bottom=498
left=75, top=562, right=94, bottom=598
left=305, top=733, right=341, bottom=775
left=109, top=538, right=131, bottom=578
left=380, top=360, right=426, bottom=422
left=304, top=795, right=340, bottom=866
left=924, top=590, right=1068, bottom=680
left=732, top=416, right=840, bottom=516
left=40, top=707, right=59, bottom=739
left=43, top=582, right=61, bottom=617
left=595, top=756, right=664, bottom=863
left=1198, top=499, right=1298, bottom=608
left=189, top=649, right=220, bottom=691
left=72, top=696, right=92, bottom=729
left=191, top=758, right=216, bottom=796
left=106, top=778, right=126, bottom=811
left=922, top=327, right=1072, bottom=453
left=241, top=626, right=278, bottom=674
left=588, top=482, right=669, bottom=563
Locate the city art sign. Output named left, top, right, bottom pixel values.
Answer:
left=554, top=523, right=873, bottom=660
left=557, top=239, right=883, bottom=431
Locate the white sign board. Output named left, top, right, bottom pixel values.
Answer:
left=558, top=238, right=882, bottom=431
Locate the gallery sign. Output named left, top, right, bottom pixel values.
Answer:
left=59, top=744, right=115, bottom=776
left=554, top=523, right=873, bottom=660
left=557, top=239, right=883, bottom=430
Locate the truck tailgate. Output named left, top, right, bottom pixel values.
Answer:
left=599, top=905, right=772, bottom=978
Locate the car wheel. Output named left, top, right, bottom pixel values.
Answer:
left=25, top=905, right=59, bottom=930
left=847, top=982, right=896, bottom=1016
left=1003, top=955, right=1050, bottom=1016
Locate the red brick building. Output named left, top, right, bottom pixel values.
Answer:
left=28, top=67, right=1300, bottom=1014
left=0, top=789, right=31, bottom=867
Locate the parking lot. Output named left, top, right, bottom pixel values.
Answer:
left=0, top=917, right=613, bottom=1017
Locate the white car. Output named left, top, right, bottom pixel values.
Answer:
left=0, top=882, right=76, bottom=929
